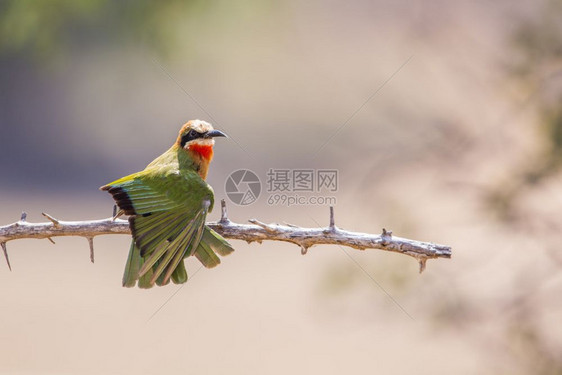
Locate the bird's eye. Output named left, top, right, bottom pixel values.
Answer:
left=180, top=129, right=202, bottom=147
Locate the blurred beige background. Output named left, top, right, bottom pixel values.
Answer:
left=1, top=0, right=562, bottom=374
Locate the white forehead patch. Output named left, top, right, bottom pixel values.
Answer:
left=190, top=119, right=213, bottom=133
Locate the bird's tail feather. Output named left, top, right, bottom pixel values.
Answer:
left=199, top=226, right=235, bottom=257
left=192, top=226, right=234, bottom=267
left=122, top=226, right=234, bottom=288
left=123, top=242, right=155, bottom=288
left=122, top=242, right=141, bottom=288
left=171, top=261, right=188, bottom=284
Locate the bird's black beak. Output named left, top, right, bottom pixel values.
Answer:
left=204, top=129, right=228, bottom=138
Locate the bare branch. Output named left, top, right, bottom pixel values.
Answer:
left=0, top=203, right=451, bottom=271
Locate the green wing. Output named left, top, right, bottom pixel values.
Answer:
left=102, top=166, right=232, bottom=288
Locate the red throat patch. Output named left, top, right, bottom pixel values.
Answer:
left=188, top=144, right=214, bottom=161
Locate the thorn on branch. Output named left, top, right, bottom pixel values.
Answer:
left=42, top=212, right=60, bottom=228
left=219, top=199, right=230, bottom=224
left=418, top=258, right=427, bottom=274
left=20, top=212, right=27, bottom=222
left=248, top=219, right=276, bottom=233
left=329, top=206, right=335, bottom=230
left=381, top=228, right=393, bottom=246
left=87, top=237, right=95, bottom=263
left=1, top=242, right=11, bottom=271
left=301, top=245, right=309, bottom=255
left=47, top=237, right=56, bottom=244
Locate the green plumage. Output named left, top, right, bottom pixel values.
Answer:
left=101, top=128, right=234, bottom=288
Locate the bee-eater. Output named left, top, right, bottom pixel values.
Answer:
left=100, top=120, right=234, bottom=288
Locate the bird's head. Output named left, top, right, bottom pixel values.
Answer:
left=176, top=120, right=227, bottom=162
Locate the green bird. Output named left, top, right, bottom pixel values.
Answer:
left=100, top=120, right=234, bottom=288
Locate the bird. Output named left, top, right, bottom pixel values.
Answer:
left=100, top=120, right=234, bottom=288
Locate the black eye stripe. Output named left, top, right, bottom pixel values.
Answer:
left=181, top=129, right=204, bottom=147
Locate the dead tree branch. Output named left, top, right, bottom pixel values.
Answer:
left=0, top=201, right=451, bottom=272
